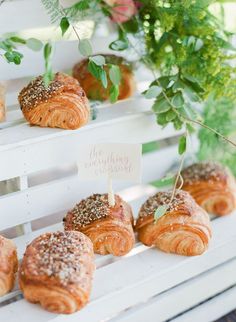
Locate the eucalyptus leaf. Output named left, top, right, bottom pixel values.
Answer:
left=90, top=55, right=105, bottom=66
left=88, top=60, right=101, bottom=79
left=9, top=36, right=26, bottom=44
left=110, top=84, right=119, bottom=103
left=109, top=39, right=128, bottom=51
left=109, top=65, right=121, bottom=86
left=154, top=205, right=168, bottom=223
left=4, top=51, right=23, bottom=65
left=152, top=175, right=175, bottom=188
left=99, top=69, right=108, bottom=88
left=60, top=17, right=70, bottom=36
left=79, top=39, right=92, bottom=56
left=178, top=135, right=187, bottom=155
left=144, top=86, right=161, bottom=99
left=26, top=38, right=43, bottom=51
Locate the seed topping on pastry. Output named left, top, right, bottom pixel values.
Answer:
left=181, top=162, right=228, bottom=185
left=68, top=194, right=111, bottom=228
left=23, top=231, right=92, bottom=286
left=18, top=74, right=64, bottom=110
left=138, top=190, right=194, bottom=219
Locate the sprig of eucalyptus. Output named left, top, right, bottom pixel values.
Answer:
left=0, top=36, right=43, bottom=65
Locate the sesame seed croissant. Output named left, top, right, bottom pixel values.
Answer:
left=0, top=235, right=18, bottom=296
left=73, top=55, right=136, bottom=101
left=64, top=194, right=135, bottom=256
left=136, top=190, right=212, bottom=256
left=18, top=72, right=90, bottom=130
left=181, top=162, right=236, bottom=216
left=19, top=231, right=95, bottom=314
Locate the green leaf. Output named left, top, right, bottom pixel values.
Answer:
left=99, top=69, right=108, bottom=88
left=157, top=113, right=167, bottom=126
left=144, top=86, right=161, bottom=99
left=110, top=85, right=119, bottom=103
left=154, top=205, right=168, bottom=223
left=109, top=39, right=128, bottom=51
left=152, top=175, right=175, bottom=188
left=109, top=65, right=121, bottom=86
left=171, top=92, right=184, bottom=108
left=88, top=60, right=101, bottom=79
left=178, top=135, right=187, bottom=155
left=78, top=39, right=92, bottom=56
left=166, top=109, right=177, bottom=121
left=90, top=55, right=105, bottom=66
left=26, top=38, right=43, bottom=51
left=44, top=42, right=53, bottom=60
left=173, top=117, right=183, bottom=130
left=60, top=17, right=70, bottom=36
left=4, top=51, right=23, bottom=65
left=74, top=0, right=89, bottom=10
left=153, top=95, right=171, bottom=113
left=9, top=36, right=26, bottom=44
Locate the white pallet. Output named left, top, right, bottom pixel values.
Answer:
left=0, top=1, right=235, bottom=321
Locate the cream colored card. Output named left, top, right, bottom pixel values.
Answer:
left=77, top=143, right=142, bottom=182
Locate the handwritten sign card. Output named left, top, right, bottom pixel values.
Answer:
left=77, top=143, right=142, bottom=182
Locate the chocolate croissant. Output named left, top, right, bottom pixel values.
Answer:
left=19, top=231, right=95, bottom=314
left=0, top=235, right=18, bottom=296
left=136, top=190, right=212, bottom=256
left=181, top=162, right=236, bottom=216
left=73, top=54, right=136, bottom=101
left=18, top=72, right=90, bottom=130
left=64, top=194, right=135, bottom=256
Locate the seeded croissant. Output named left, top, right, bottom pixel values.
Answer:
left=136, top=190, right=212, bottom=256
left=64, top=194, right=135, bottom=256
left=0, top=235, right=18, bottom=296
left=181, top=162, right=236, bottom=216
left=19, top=231, right=95, bottom=314
left=73, top=54, right=136, bottom=101
left=18, top=72, right=90, bottom=130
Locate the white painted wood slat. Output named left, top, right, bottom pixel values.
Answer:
left=0, top=98, right=182, bottom=181
left=0, top=144, right=175, bottom=231
left=171, top=285, right=236, bottom=322
left=1, top=214, right=236, bottom=322
left=112, top=257, right=236, bottom=322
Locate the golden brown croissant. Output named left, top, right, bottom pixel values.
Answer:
left=72, top=55, right=136, bottom=101
left=181, top=162, right=236, bottom=216
left=64, top=194, right=135, bottom=256
left=19, top=231, right=95, bottom=314
left=0, top=235, right=18, bottom=296
left=18, top=72, right=90, bottom=130
left=136, top=190, right=212, bottom=256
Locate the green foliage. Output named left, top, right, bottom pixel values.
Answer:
left=43, top=42, right=54, bottom=86
left=198, top=96, right=236, bottom=175
left=0, top=36, right=43, bottom=65
left=178, top=135, right=187, bottom=155
left=154, top=205, right=168, bottom=223
left=60, top=17, right=70, bottom=36
left=79, top=39, right=93, bottom=56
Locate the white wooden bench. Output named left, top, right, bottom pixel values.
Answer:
left=1, top=1, right=236, bottom=321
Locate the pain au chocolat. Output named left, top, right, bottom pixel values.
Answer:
left=181, top=162, right=236, bottom=216
left=136, top=190, right=212, bottom=256
left=73, top=54, right=136, bottom=101
left=64, top=194, right=135, bottom=256
left=18, top=72, right=90, bottom=130
left=19, top=231, right=95, bottom=314
left=0, top=235, right=18, bottom=296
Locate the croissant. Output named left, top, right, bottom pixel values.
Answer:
left=64, top=194, right=135, bottom=256
left=181, top=162, right=236, bottom=216
left=0, top=235, right=18, bottom=296
left=73, top=54, right=136, bottom=101
left=136, top=190, right=212, bottom=256
left=19, top=231, right=95, bottom=314
left=18, top=72, right=90, bottom=130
